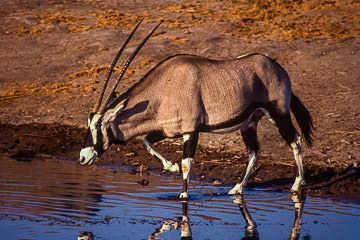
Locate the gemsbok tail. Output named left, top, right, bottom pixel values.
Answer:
left=290, top=92, right=314, bottom=146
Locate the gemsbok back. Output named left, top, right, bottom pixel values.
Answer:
left=79, top=20, right=313, bottom=199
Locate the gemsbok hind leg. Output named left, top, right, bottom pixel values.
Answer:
left=143, top=132, right=179, bottom=172
left=290, top=135, right=305, bottom=192
left=272, top=113, right=306, bottom=193
left=180, top=132, right=199, bottom=199
left=229, top=119, right=260, bottom=195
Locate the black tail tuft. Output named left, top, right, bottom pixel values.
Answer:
left=290, top=93, right=314, bottom=146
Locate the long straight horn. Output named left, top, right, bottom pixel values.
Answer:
left=99, top=21, right=162, bottom=115
left=93, top=18, right=144, bottom=113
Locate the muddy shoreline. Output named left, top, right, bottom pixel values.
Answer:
left=1, top=123, right=359, bottom=203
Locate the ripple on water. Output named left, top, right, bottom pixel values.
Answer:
left=0, top=156, right=359, bottom=240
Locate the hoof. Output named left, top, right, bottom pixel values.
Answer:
left=179, top=192, right=189, bottom=199
left=169, top=163, right=180, bottom=173
left=228, top=184, right=243, bottom=195
left=290, top=177, right=305, bottom=193
left=228, top=189, right=241, bottom=195
left=164, top=163, right=180, bottom=173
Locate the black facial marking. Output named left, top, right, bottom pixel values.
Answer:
left=83, top=113, right=97, bottom=148
left=89, top=112, right=95, bottom=121
left=83, top=128, right=93, bottom=148
left=94, top=122, right=105, bottom=155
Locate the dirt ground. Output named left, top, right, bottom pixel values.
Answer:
left=0, top=0, right=359, bottom=201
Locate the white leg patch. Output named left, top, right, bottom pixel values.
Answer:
left=229, top=183, right=244, bottom=195
left=143, top=138, right=180, bottom=172
left=182, top=158, right=193, bottom=180
left=291, top=176, right=303, bottom=193
left=183, top=134, right=190, bottom=143
left=179, top=192, right=189, bottom=199
left=228, top=151, right=258, bottom=195
left=180, top=158, right=193, bottom=199
left=290, top=136, right=305, bottom=192
left=181, top=218, right=192, bottom=238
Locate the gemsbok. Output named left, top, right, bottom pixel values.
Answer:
left=79, top=20, right=313, bottom=199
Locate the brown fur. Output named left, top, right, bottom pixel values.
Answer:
left=106, top=54, right=299, bottom=141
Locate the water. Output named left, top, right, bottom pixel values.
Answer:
left=0, top=156, right=359, bottom=240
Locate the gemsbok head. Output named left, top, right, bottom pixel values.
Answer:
left=79, top=19, right=313, bottom=199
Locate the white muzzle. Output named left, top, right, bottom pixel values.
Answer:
left=79, top=147, right=98, bottom=165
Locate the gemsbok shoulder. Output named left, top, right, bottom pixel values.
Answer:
left=79, top=20, right=313, bottom=199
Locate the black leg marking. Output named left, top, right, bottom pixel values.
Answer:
left=269, top=112, right=298, bottom=145
left=242, top=122, right=260, bottom=154
left=183, top=132, right=199, bottom=159
left=180, top=132, right=199, bottom=199
left=268, top=111, right=306, bottom=192
left=146, top=131, right=166, bottom=144
left=229, top=119, right=260, bottom=195
left=240, top=121, right=260, bottom=179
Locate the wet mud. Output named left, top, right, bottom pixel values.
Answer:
left=1, top=123, right=359, bottom=203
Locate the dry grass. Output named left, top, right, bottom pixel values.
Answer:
left=0, top=82, right=80, bottom=101
left=94, top=10, right=144, bottom=28
left=4, top=0, right=359, bottom=42
left=0, top=59, right=154, bottom=103
left=7, top=11, right=87, bottom=36
left=70, top=64, right=112, bottom=79
left=9, top=26, right=44, bottom=36
left=161, top=0, right=360, bottom=42
left=7, top=9, right=148, bottom=36
left=159, top=36, right=189, bottom=44
left=225, top=0, right=360, bottom=41
left=70, top=59, right=153, bottom=80
left=38, top=12, right=84, bottom=25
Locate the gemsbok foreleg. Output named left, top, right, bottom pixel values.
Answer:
left=180, top=132, right=199, bottom=199
left=229, top=118, right=260, bottom=195
left=143, top=133, right=180, bottom=172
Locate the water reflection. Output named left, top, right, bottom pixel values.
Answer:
left=78, top=231, right=94, bottom=240
left=289, top=193, right=306, bottom=240
left=234, top=195, right=259, bottom=240
left=148, top=193, right=306, bottom=240
left=233, top=193, right=306, bottom=240
left=1, top=157, right=358, bottom=239
left=150, top=200, right=192, bottom=240
left=0, top=158, right=106, bottom=219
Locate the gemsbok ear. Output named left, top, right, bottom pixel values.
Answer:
left=104, top=98, right=129, bottom=123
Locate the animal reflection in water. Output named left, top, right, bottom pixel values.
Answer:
left=77, top=193, right=305, bottom=240
left=150, top=200, right=192, bottom=240
left=77, top=201, right=192, bottom=240
left=234, top=193, right=306, bottom=240
left=78, top=231, right=94, bottom=240
left=149, top=193, right=305, bottom=240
